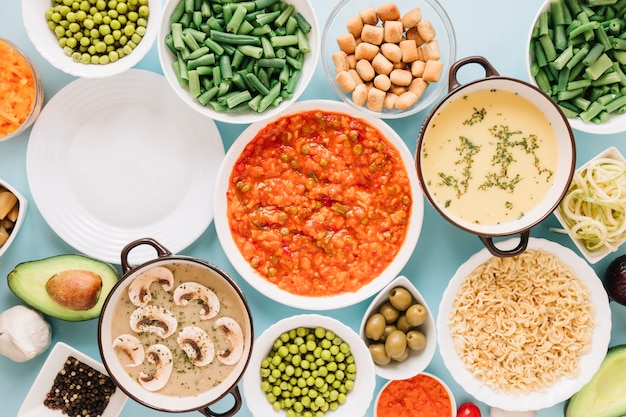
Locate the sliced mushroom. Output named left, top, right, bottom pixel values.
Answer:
left=112, top=333, right=145, bottom=367
left=138, top=344, right=173, bottom=392
left=173, top=282, right=220, bottom=320
left=129, top=305, right=177, bottom=339
left=177, top=325, right=215, bottom=367
left=215, top=317, right=244, bottom=365
left=127, top=266, right=174, bottom=307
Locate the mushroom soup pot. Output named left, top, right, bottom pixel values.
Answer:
left=416, top=56, right=576, bottom=257
left=98, top=238, right=253, bottom=416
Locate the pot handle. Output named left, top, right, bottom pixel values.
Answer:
left=448, top=56, right=500, bottom=92
left=120, top=237, right=172, bottom=274
left=197, top=386, right=243, bottom=417
left=478, top=230, right=530, bottom=257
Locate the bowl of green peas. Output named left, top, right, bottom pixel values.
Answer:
left=527, top=0, right=626, bottom=134
left=157, top=0, right=320, bottom=124
left=242, top=314, right=376, bottom=417
left=22, top=0, right=161, bottom=78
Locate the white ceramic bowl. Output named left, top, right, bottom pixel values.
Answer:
left=21, top=0, right=160, bottom=78
left=374, top=372, right=456, bottom=417
left=214, top=99, right=424, bottom=310
left=18, top=342, right=128, bottom=417
left=553, top=146, right=626, bottom=264
left=0, top=179, right=27, bottom=258
left=359, top=275, right=436, bottom=380
left=157, top=0, right=319, bottom=124
left=0, top=37, right=44, bottom=142
left=526, top=0, right=626, bottom=134
left=437, top=237, right=612, bottom=411
left=322, top=0, right=456, bottom=119
left=242, top=314, right=376, bottom=417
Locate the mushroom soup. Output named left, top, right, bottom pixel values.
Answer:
left=110, top=262, right=248, bottom=397
left=419, top=89, right=558, bottom=225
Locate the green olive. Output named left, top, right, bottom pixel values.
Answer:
left=392, top=345, right=411, bottom=362
left=384, top=329, right=407, bottom=359
left=379, top=301, right=399, bottom=323
left=405, top=303, right=428, bottom=327
left=369, top=343, right=391, bottom=365
left=407, top=329, right=427, bottom=351
left=389, top=286, right=413, bottom=311
left=364, top=313, right=386, bottom=341
left=382, top=324, right=397, bottom=341
left=395, top=314, right=412, bottom=332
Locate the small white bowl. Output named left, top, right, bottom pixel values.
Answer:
left=242, top=314, right=376, bottom=417
left=374, top=372, right=456, bottom=417
left=526, top=0, right=626, bottom=134
left=21, top=0, right=161, bottom=78
left=359, top=275, right=436, bottom=380
left=0, top=179, right=27, bottom=258
left=18, top=342, right=128, bottom=417
left=157, top=0, right=319, bottom=124
left=553, top=146, right=626, bottom=264
left=321, top=0, right=456, bottom=119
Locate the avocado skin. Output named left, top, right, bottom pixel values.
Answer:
left=565, top=344, right=626, bottom=417
left=7, top=254, right=119, bottom=321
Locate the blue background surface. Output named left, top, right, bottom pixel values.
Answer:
left=2, top=1, right=626, bottom=416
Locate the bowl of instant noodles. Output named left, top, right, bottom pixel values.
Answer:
left=437, top=237, right=612, bottom=411
left=552, top=146, right=626, bottom=264
left=214, top=99, right=424, bottom=310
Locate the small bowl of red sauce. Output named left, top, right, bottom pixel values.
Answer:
left=214, top=99, right=424, bottom=310
left=375, top=372, right=457, bottom=417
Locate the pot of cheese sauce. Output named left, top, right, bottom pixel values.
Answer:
left=416, top=56, right=575, bottom=257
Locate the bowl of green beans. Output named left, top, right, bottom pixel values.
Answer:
left=157, top=0, right=320, bottom=124
left=242, top=314, right=376, bottom=417
left=527, top=0, right=626, bottom=134
left=21, top=0, right=161, bottom=78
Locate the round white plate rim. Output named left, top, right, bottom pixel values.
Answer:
left=26, top=68, right=224, bottom=264
left=213, top=99, right=425, bottom=310
left=242, top=314, right=376, bottom=417
left=437, top=237, right=612, bottom=411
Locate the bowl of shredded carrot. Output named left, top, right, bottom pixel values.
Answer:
left=0, top=37, right=44, bottom=142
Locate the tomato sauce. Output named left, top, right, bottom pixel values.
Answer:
left=226, top=109, right=412, bottom=296
left=376, top=373, right=453, bottom=417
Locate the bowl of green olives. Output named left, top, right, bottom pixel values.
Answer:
left=359, top=275, right=436, bottom=380
left=21, top=0, right=161, bottom=78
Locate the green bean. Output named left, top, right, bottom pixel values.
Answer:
left=165, top=0, right=313, bottom=114
left=530, top=0, right=626, bottom=124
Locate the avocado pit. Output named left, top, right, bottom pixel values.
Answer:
left=45, top=269, right=103, bottom=311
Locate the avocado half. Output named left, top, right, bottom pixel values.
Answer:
left=565, top=344, right=626, bottom=417
left=7, top=254, right=120, bottom=321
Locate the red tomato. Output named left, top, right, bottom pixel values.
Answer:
left=458, top=402, right=481, bottom=417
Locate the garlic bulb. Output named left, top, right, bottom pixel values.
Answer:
left=0, top=305, right=52, bottom=362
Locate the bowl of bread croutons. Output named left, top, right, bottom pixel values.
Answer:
left=321, top=0, right=456, bottom=118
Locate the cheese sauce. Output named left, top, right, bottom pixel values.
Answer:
left=420, top=89, right=558, bottom=225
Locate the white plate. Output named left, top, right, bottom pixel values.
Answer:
left=437, top=237, right=612, bottom=411
left=242, top=314, right=376, bottom=417
left=27, top=69, right=224, bottom=264
left=18, top=341, right=128, bottom=417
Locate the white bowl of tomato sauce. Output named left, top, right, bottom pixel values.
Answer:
left=374, top=372, right=456, bottom=417
left=214, top=99, right=424, bottom=310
